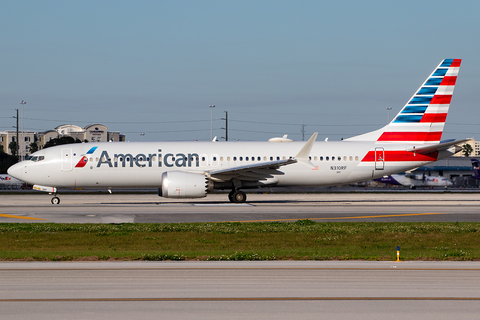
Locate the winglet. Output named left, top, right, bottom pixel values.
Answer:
left=295, top=133, right=318, bottom=169
left=295, top=132, right=318, bottom=160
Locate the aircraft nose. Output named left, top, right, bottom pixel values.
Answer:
left=7, top=162, right=23, bottom=180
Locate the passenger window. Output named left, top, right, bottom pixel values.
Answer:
left=320, top=156, right=323, bottom=161
left=326, top=156, right=329, bottom=161
left=270, top=156, right=273, bottom=161
left=220, top=157, right=224, bottom=161
left=355, top=156, right=359, bottom=161
left=349, top=156, right=353, bottom=161
left=233, top=157, right=237, bottom=161
left=227, top=157, right=231, bottom=161
left=246, top=157, right=249, bottom=161
left=314, top=156, right=317, bottom=161
left=331, top=157, right=335, bottom=161
left=258, top=157, right=261, bottom=161
left=239, top=157, right=243, bottom=161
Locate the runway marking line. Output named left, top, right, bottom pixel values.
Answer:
left=2, top=267, right=480, bottom=271
left=1, top=297, right=479, bottom=302
left=227, top=212, right=448, bottom=223
left=0, top=213, right=46, bottom=221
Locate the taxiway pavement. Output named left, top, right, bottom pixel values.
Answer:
left=1, top=192, right=480, bottom=223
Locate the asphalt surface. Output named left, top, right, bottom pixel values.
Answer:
left=2, top=193, right=480, bottom=318
left=1, top=261, right=480, bottom=319
left=1, top=192, right=480, bottom=223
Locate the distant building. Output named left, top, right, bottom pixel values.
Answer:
left=55, top=124, right=124, bottom=143
left=0, top=130, right=35, bottom=157
left=414, top=156, right=479, bottom=187
left=0, top=124, right=125, bottom=156
left=36, top=130, right=58, bottom=148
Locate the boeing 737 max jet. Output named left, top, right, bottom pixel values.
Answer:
left=8, top=59, right=468, bottom=204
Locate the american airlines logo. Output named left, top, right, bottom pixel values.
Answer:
left=76, top=147, right=201, bottom=168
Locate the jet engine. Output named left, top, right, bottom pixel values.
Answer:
left=159, top=171, right=210, bottom=198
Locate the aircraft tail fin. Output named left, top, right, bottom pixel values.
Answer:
left=471, top=159, right=480, bottom=179
left=345, top=59, right=461, bottom=144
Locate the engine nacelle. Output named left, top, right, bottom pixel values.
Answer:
left=159, top=171, right=208, bottom=198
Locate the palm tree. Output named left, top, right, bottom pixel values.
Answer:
left=28, top=142, right=39, bottom=154
left=462, top=143, right=473, bottom=157
left=8, top=141, right=18, bottom=157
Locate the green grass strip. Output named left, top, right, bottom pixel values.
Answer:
left=1, top=221, right=480, bottom=261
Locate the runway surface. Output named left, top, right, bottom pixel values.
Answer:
left=1, top=192, right=480, bottom=223
left=1, top=261, right=480, bottom=319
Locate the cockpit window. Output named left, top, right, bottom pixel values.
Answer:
left=26, top=155, right=45, bottom=162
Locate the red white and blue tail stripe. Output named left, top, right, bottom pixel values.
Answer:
left=346, top=59, right=461, bottom=144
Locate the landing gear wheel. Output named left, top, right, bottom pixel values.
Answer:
left=230, top=191, right=246, bottom=203
left=51, top=196, right=60, bottom=205
left=228, top=191, right=235, bottom=202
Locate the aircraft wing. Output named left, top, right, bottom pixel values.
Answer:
left=207, top=158, right=297, bottom=182
left=407, top=139, right=470, bottom=155
left=206, top=132, right=318, bottom=182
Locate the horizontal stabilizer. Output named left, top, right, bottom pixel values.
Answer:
left=407, top=139, right=470, bottom=155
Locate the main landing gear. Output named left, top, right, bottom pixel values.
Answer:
left=228, top=190, right=246, bottom=203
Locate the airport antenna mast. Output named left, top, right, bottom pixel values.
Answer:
left=301, top=123, right=306, bottom=141
left=15, top=109, right=19, bottom=159
left=221, top=111, right=228, bottom=141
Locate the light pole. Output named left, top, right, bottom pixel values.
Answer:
left=386, top=107, right=392, bottom=123
left=20, top=100, right=26, bottom=160
left=209, top=105, right=215, bottom=140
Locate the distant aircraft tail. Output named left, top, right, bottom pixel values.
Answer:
left=471, top=159, right=480, bottom=179
left=346, top=59, right=461, bottom=144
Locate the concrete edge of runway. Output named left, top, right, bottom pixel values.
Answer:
left=2, top=260, right=480, bottom=270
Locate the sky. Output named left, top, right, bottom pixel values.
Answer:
left=1, top=0, right=479, bottom=142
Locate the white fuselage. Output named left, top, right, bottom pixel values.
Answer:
left=8, top=140, right=450, bottom=190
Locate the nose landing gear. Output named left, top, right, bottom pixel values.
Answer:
left=51, top=195, right=60, bottom=204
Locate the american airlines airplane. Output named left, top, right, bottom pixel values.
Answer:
left=8, top=59, right=467, bottom=204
